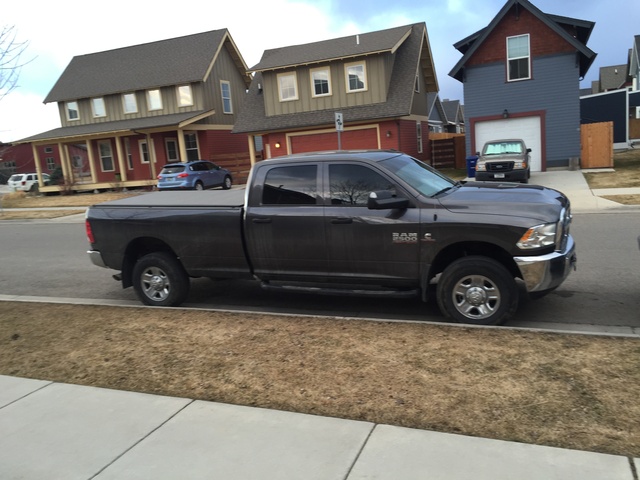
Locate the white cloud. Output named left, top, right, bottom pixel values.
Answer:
left=0, top=91, right=59, bottom=143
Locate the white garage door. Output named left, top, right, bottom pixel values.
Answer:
left=475, top=116, right=542, bottom=172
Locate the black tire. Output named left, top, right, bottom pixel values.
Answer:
left=437, top=256, right=518, bottom=325
left=132, top=252, right=190, bottom=306
left=222, top=175, right=232, bottom=190
left=194, top=181, right=204, bottom=191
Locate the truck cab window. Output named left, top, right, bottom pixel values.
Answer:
left=262, top=165, right=317, bottom=205
left=329, top=164, right=395, bottom=206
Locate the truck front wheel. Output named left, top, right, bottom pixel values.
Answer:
left=437, top=256, right=518, bottom=326
left=132, top=252, right=190, bottom=306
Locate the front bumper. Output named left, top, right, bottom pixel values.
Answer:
left=514, top=235, right=577, bottom=292
left=475, top=169, right=528, bottom=182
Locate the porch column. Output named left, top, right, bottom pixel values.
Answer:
left=59, top=143, right=72, bottom=185
left=248, top=136, right=256, bottom=166
left=146, top=133, right=157, bottom=179
left=31, top=144, right=44, bottom=187
left=86, top=139, right=97, bottom=183
left=114, top=136, right=127, bottom=182
left=177, top=129, right=188, bottom=163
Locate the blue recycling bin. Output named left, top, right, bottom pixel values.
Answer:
left=466, top=155, right=478, bottom=178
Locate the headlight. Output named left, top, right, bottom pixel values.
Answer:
left=475, top=163, right=486, bottom=172
left=517, top=223, right=557, bottom=249
left=514, top=161, right=527, bottom=169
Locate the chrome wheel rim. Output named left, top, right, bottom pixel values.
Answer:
left=140, top=266, right=170, bottom=302
left=452, top=274, right=501, bottom=320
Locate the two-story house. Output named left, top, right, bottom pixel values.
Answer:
left=15, top=29, right=252, bottom=192
left=449, top=0, right=596, bottom=171
left=233, top=23, right=438, bottom=164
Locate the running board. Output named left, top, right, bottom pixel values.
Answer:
left=260, top=282, right=419, bottom=299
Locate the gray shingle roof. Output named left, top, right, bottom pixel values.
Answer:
left=599, top=64, right=630, bottom=91
left=249, top=24, right=413, bottom=72
left=44, top=29, right=240, bottom=103
left=17, top=111, right=212, bottom=143
left=234, top=23, right=431, bottom=134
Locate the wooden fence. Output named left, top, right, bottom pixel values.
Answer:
left=580, top=122, right=613, bottom=169
left=209, top=152, right=258, bottom=185
left=428, top=134, right=466, bottom=169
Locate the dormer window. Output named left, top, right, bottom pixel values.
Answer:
left=123, top=93, right=138, bottom=114
left=345, top=62, right=367, bottom=92
left=311, top=67, right=331, bottom=97
left=147, top=89, right=163, bottom=111
left=91, top=97, right=106, bottom=118
left=278, top=72, right=298, bottom=102
left=177, top=85, right=193, bottom=107
left=66, top=101, right=79, bottom=121
left=507, top=34, right=530, bottom=81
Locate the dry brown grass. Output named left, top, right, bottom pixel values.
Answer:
left=0, top=190, right=141, bottom=208
left=1, top=301, right=639, bottom=457
left=0, top=209, right=86, bottom=220
left=583, top=148, right=640, bottom=189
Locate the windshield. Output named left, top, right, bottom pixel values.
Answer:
left=379, top=154, right=456, bottom=197
left=483, top=141, right=523, bottom=155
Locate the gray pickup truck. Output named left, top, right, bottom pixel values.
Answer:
left=86, top=150, right=576, bottom=326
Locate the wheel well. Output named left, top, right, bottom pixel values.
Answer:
left=428, top=242, right=520, bottom=284
left=121, top=237, right=177, bottom=288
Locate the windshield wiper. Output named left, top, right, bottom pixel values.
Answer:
left=431, top=182, right=461, bottom=198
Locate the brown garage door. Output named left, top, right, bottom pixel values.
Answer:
left=290, top=128, right=378, bottom=154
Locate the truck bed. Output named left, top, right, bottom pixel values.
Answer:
left=94, top=188, right=246, bottom=208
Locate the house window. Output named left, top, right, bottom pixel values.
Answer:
left=345, top=62, right=367, bottom=92
left=177, top=85, right=193, bottom=107
left=124, top=138, right=133, bottom=169
left=415, top=74, right=420, bottom=93
left=165, top=138, right=179, bottom=162
left=277, top=72, right=298, bottom=101
left=72, top=155, right=83, bottom=168
left=184, top=133, right=199, bottom=161
left=147, top=89, right=163, bottom=111
left=44, top=147, right=53, bottom=153
left=66, top=101, right=79, bottom=121
left=507, top=34, right=530, bottom=81
left=98, top=141, right=114, bottom=172
left=416, top=121, right=423, bottom=154
left=91, top=97, right=106, bottom=118
left=139, top=140, right=150, bottom=164
left=123, top=93, right=138, bottom=114
left=311, top=67, right=331, bottom=97
left=220, top=81, right=233, bottom=113
left=46, top=157, right=56, bottom=171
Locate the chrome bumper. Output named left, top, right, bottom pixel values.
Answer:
left=87, top=250, right=108, bottom=269
left=514, top=235, right=577, bottom=292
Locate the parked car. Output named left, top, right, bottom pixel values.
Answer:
left=157, top=161, right=232, bottom=191
left=7, top=173, right=51, bottom=192
left=475, top=139, right=531, bottom=183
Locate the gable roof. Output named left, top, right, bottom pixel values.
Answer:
left=630, top=35, right=640, bottom=79
left=427, top=92, right=446, bottom=125
left=234, top=23, right=437, bottom=134
left=449, top=0, right=596, bottom=82
left=442, top=99, right=463, bottom=125
left=598, top=64, right=630, bottom=91
left=44, top=29, right=250, bottom=103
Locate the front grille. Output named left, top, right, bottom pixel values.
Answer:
left=487, top=162, right=514, bottom=172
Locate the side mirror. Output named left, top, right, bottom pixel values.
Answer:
left=367, top=190, right=409, bottom=210
left=526, top=148, right=532, bottom=153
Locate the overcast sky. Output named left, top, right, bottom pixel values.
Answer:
left=1, top=0, right=637, bottom=142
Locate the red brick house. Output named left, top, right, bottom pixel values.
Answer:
left=14, top=29, right=252, bottom=192
left=233, top=23, right=439, bottom=164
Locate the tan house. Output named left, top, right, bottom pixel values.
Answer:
left=16, top=29, right=252, bottom=192
left=233, top=23, right=439, bottom=164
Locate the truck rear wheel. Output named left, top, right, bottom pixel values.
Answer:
left=437, top=256, right=518, bottom=326
left=132, top=252, right=190, bottom=306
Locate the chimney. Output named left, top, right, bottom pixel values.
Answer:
left=356, top=34, right=360, bottom=45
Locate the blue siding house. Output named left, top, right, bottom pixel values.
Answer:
left=449, top=0, right=596, bottom=170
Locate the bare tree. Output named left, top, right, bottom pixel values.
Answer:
left=0, top=25, right=31, bottom=102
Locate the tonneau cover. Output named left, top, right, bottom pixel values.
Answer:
left=93, top=188, right=246, bottom=208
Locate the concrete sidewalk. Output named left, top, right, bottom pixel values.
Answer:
left=0, top=375, right=637, bottom=480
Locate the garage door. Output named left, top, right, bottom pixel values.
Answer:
left=475, top=117, right=542, bottom=171
left=290, top=128, right=378, bottom=154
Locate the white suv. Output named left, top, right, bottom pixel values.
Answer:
left=7, top=173, right=51, bottom=192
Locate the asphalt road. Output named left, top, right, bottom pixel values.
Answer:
left=1, top=212, right=639, bottom=333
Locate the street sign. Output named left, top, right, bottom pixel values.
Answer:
left=335, top=112, right=344, bottom=132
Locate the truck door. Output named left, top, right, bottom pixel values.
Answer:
left=324, top=163, right=421, bottom=284
left=245, top=163, right=328, bottom=279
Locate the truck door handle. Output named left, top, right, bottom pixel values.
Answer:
left=331, top=217, right=353, bottom=224
left=252, top=217, right=272, bottom=224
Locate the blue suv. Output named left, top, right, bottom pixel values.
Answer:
left=157, top=161, right=232, bottom=191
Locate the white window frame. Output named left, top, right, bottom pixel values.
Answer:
left=184, top=132, right=200, bottom=161
left=66, top=101, right=79, bottom=121
left=46, top=157, right=56, bottom=171
left=123, top=93, right=138, bottom=114
left=310, top=67, right=332, bottom=97
left=147, top=89, right=163, bottom=111
left=220, top=80, right=233, bottom=114
left=98, top=140, right=115, bottom=172
left=277, top=72, right=299, bottom=102
left=91, top=97, right=106, bottom=118
left=416, top=121, right=423, bottom=154
left=177, top=85, right=193, bottom=107
left=506, top=34, right=531, bottom=82
left=124, top=138, right=133, bottom=170
left=345, top=62, right=367, bottom=92
left=165, top=138, right=179, bottom=162
left=44, top=147, right=53, bottom=153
